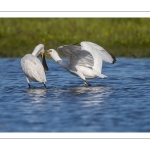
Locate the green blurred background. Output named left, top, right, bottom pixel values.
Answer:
left=0, top=18, right=150, bottom=58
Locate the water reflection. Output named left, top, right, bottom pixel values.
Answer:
left=69, top=85, right=114, bottom=95
left=26, top=88, right=47, bottom=102
left=70, top=86, right=108, bottom=93
left=68, top=86, right=114, bottom=107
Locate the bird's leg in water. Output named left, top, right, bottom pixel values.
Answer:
left=28, top=83, right=31, bottom=88
left=84, top=80, right=91, bottom=86
left=26, top=77, right=31, bottom=88
left=44, top=83, right=47, bottom=89
left=76, top=72, right=91, bottom=86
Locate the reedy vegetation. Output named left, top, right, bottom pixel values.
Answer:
left=0, top=18, right=150, bottom=58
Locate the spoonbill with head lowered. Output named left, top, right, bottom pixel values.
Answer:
left=21, top=44, right=49, bottom=88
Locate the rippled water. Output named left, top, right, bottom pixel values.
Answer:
left=0, top=58, right=150, bottom=132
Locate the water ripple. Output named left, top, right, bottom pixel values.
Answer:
left=0, top=58, right=150, bottom=132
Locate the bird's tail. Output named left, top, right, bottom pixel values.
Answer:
left=93, top=70, right=108, bottom=78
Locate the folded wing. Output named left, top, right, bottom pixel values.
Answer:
left=21, top=54, right=46, bottom=82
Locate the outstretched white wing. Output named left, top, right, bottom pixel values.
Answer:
left=57, top=45, right=94, bottom=68
left=21, top=54, right=46, bottom=83
left=80, top=41, right=116, bottom=73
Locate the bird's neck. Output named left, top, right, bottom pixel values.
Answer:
left=32, top=49, right=39, bottom=57
left=32, top=44, right=44, bottom=57
left=57, top=60, right=68, bottom=70
left=51, top=51, right=69, bottom=70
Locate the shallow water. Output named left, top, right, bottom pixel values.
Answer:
left=0, top=58, right=150, bottom=132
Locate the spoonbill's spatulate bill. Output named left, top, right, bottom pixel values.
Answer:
left=46, top=41, right=116, bottom=86
left=21, top=44, right=49, bottom=88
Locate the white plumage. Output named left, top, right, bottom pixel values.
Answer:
left=21, top=44, right=48, bottom=88
left=47, top=41, right=116, bottom=86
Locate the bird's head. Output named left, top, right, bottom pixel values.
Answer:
left=46, top=49, right=61, bottom=62
left=46, top=49, right=56, bottom=55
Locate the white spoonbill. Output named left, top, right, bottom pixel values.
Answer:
left=21, top=44, right=49, bottom=88
left=46, top=41, right=116, bottom=86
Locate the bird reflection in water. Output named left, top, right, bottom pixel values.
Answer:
left=69, top=85, right=112, bottom=94
left=26, top=88, right=47, bottom=102
left=68, top=86, right=114, bottom=106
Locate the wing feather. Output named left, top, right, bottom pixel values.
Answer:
left=80, top=41, right=116, bottom=73
left=57, top=45, right=94, bottom=68
left=81, top=41, right=116, bottom=64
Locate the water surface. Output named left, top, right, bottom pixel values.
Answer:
left=0, top=58, right=150, bottom=132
